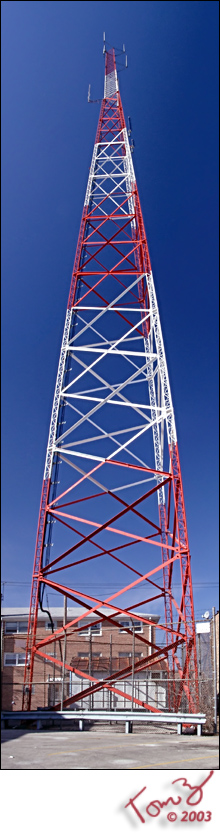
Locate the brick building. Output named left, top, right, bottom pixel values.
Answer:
left=214, top=611, right=219, bottom=695
left=1, top=607, right=169, bottom=711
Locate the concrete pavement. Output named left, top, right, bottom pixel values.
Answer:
left=1, top=726, right=219, bottom=770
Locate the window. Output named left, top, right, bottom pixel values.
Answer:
left=18, top=653, right=26, bottom=665
left=119, top=620, right=143, bottom=633
left=77, top=652, right=89, bottom=658
left=132, top=621, right=143, bottom=633
left=5, top=621, right=28, bottom=634
left=119, top=621, right=130, bottom=632
left=45, top=621, right=57, bottom=631
left=4, top=653, right=26, bottom=666
left=119, top=651, right=142, bottom=659
left=77, top=652, right=102, bottom=658
left=91, top=624, right=101, bottom=635
left=5, top=623, right=16, bottom=635
left=18, top=622, right=28, bottom=633
left=78, top=622, right=102, bottom=636
left=4, top=653, right=17, bottom=666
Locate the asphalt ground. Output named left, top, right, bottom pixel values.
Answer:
left=1, top=725, right=219, bottom=769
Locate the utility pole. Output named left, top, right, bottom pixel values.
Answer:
left=181, top=641, right=185, bottom=712
left=109, top=633, right=112, bottom=710
left=198, top=632, right=201, bottom=706
left=61, top=596, right=67, bottom=711
left=53, top=638, right=56, bottom=706
left=212, top=607, right=217, bottom=733
left=130, top=619, right=135, bottom=711
left=89, top=630, right=92, bottom=711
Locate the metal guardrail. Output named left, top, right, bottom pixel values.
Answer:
left=1, top=709, right=206, bottom=735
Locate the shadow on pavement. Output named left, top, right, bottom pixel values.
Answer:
left=1, top=727, right=30, bottom=743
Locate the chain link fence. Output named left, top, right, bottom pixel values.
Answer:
left=2, top=613, right=218, bottom=730
left=4, top=675, right=216, bottom=732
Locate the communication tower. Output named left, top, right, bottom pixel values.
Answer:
left=23, top=46, right=198, bottom=713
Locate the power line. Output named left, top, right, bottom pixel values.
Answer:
left=1, top=580, right=219, bottom=588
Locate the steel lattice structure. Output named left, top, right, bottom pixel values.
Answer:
left=23, top=48, right=199, bottom=713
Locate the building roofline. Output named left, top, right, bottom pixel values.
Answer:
left=1, top=606, right=160, bottom=623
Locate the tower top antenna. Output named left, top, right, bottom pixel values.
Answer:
left=104, top=48, right=118, bottom=98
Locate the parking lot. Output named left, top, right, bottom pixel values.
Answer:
left=1, top=725, right=219, bottom=770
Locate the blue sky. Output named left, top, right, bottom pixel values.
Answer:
left=1, top=1, right=219, bottom=620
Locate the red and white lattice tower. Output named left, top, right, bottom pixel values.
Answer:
left=23, top=48, right=199, bottom=713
